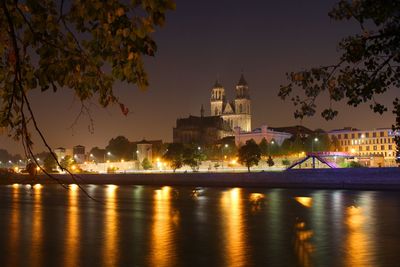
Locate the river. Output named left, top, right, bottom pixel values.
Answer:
left=0, top=184, right=399, bottom=266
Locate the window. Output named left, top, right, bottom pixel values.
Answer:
left=389, top=145, right=392, bottom=150
left=380, top=131, right=384, bottom=137
left=366, top=132, right=369, bottom=138
left=366, top=146, right=370, bottom=151
left=373, top=132, right=376, bottom=137
left=338, top=134, right=341, bottom=139
left=381, top=145, right=385, bottom=150
left=351, top=133, right=355, bottom=139
left=358, top=133, right=362, bottom=138
left=373, top=145, right=377, bottom=151
left=359, top=146, right=362, bottom=151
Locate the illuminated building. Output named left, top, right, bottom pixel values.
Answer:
left=210, top=74, right=252, bottom=132
left=72, top=145, right=85, bottom=164
left=328, top=127, right=397, bottom=164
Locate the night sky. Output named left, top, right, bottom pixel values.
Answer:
left=1, top=0, right=397, bottom=154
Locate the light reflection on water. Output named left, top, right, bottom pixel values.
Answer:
left=345, top=192, right=376, bottom=267
left=103, top=185, right=119, bottom=266
left=221, top=188, right=248, bottom=267
left=65, top=184, right=80, bottom=267
left=150, top=186, right=177, bottom=267
left=0, top=185, right=398, bottom=266
left=31, top=185, right=43, bottom=267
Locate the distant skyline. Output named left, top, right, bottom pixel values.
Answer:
left=1, top=0, right=396, bottom=154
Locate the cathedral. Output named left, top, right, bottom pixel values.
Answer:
left=172, top=74, right=252, bottom=145
left=210, top=74, right=252, bottom=132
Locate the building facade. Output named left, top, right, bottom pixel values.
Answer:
left=235, top=125, right=292, bottom=146
left=210, top=74, right=251, bottom=132
left=328, top=127, right=397, bottom=164
left=73, top=145, right=85, bottom=164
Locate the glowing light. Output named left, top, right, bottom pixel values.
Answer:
left=106, top=160, right=110, bottom=163
left=220, top=188, right=247, bottom=266
left=351, top=148, right=356, bottom=153
left=13, top=167, right=19, bottom=172
left=295, top=197, right=313, bottom=208
left=12, top=183, right=20, bottom=188
left=36, top=166, right=40, bottom=171
left=107, top=184, right=118, bottom=191
left=71, top=165, right=76, bottom=170
left=33, top=184, right=42, bottom=190
left=249, top=193, right=265, bottom=203
left=69, top=184, right=79, bottom=191
left=121, top=159, right=124, bottom=163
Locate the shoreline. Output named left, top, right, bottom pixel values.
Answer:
left=1, top=167, right=400, bottom=190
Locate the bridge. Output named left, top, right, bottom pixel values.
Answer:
left=287, top=152, right=353, bottom=170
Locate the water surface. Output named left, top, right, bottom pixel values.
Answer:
left=0, top=184, right=399, bottom=267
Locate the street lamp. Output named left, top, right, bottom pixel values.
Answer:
left=104, top=151, right=112, bottom=162
left=221, top=144, right=229, bottom=169
left=268, top=140, right=275, bottom=156
left=311, top=137, right=319, bottom=153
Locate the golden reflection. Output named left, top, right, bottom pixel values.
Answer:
left=30, top=184, right=42, bottom=267
left=8, top=184, right=21, bottom=267
left=33, top=184, right=42, bottom=190
left=295, top=197, right=313, bottom=208
left=220, top=188, right=247, bottom=267
left=103, top=185, right=119, bottom=266
left=249, top=193, right=265, bottom=213
left=150, top=186, right=178, bottom=267
left=69, top=184, right=79, bottom=191
left=294, top=220, right=314, bottom=267
left=345, top=205, right=372, bottom=267
left=65, top=184, right=80, bottom=267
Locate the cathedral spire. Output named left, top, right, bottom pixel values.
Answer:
left=214, top=79, right=223, bottom=88
left=237, top=73, right=248, bottom=86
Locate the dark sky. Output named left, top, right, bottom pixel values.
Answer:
left=2, top=0, right=397, bottom=154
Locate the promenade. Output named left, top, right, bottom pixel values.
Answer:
left=1, top=167, right=400, bottom=190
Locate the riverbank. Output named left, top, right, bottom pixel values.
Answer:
left=1, top=167, right=400, bottom=190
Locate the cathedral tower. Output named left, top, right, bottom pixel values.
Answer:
left=234, top=74, right=251, bottom=115
left=232, top=74, right=251, bottom=131
left=210, top=80, right=225, bottom=116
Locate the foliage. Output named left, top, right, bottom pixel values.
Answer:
left=267, top=156, right=275, bottom=167
left=60, top=155, right=75, bottom=170
left=89, top=146, right=105, bottom=162
left=183, top=145, right=205, bottom=172
left=340, top=161, right=366, bottom=168
left=282, top=159, right=291, bottom=166
left=0, top=148, right=21, bottom=163
left=259, top=138, right=269, bottom=156
left=0, top=0, right=175, bottom=161
left=141, top=157, right=152, bottom=170
left=279, top=0, right=400, bottom=153
left=106, top=135, right=134, bottom=160
left=43, top=153, right=57, bottom=172
left=163, top=143, right=184, bottom=172
left=238, top=139, right=261, bottom=172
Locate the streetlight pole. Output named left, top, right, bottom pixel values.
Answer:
left=311, top=137, right=319, bottom=168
